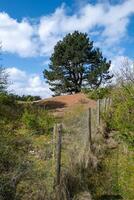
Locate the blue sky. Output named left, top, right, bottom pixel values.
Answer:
left=0, top=0, right=134, bottom=97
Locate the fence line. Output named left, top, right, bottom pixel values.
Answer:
left=53, top=97, right=112, bottom=187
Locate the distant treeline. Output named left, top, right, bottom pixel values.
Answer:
left=8, top=93, right=41, bottom=101
left=9, top=94, right=41, bottom=101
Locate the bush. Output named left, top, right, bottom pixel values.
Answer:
left=0, top=176, right=16, bottom=200
left=0, top=93, right=23, bottom=126
left=0, top=125, right=32, bottom=200
left=83, top=87, right=112, bottom=100
left=22, top=110, right=38, bottom=131
left=22, top=107, right=55, bottom=134
left=0, top=92, right=16, bottom=105
left=103, top=83, right=134, bottom=146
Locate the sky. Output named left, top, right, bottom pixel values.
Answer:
left=0, top=0, right=134, bottom=98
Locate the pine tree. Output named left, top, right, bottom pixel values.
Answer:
left=44, top=31, right=113, bottom=95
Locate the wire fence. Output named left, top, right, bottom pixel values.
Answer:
left=52, top=98, right=112, bottom=190
left=28, top=97, right=113, bottom=199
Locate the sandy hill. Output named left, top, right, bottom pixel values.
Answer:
left=33, top=93, right=96, bottom=116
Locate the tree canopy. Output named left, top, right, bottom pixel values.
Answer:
left=44, top=31, right=113, bottom=95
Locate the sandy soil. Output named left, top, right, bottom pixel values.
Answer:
left=33, top=93, right=96, bottom=116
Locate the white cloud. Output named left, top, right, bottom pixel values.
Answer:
left=0, top=12, right=38, bottom=57
left=111, top=55, right=133, bottom=72
left=1, top=1, right=134, bottom=96
left=6, top=67, right=52, bottom=98
left=6, top=67, right=27, bottom=81
left=38, top=0, right=134, bottom=55
left=0, top=0, right=134, bottom=57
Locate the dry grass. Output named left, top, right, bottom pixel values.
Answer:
left=52, top=104, right=108, bottom=200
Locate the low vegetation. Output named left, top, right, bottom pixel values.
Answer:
left=1, top=90, right=133, bottom=199
left=9, top=94, right=41, bottom=102
left=0, top=40, right=133, bottom=199
left=0, top=92, right=55, bottom=200
left=83, top=86, right=112, bottom=100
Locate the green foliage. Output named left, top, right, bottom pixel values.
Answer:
left=22, top=110, right=38, bottom=131
left=0, top=92, right=16, bottom=105
left=21, top=95, right=41, bottom=101
left=83, top=87, right=112, bottom=100
left=0, top=176, right=16, bottom=200
left=22, top=107, right=55, bottom=134
left=44, top=31, right=112, bottom=95
left=103, top=84, right=134, bottom=147
left=0, top=93, right=23, bottom=128
left=0, top=93, right=55, bottom=199
left=102, top=141, right=134, bottom=200
left=0, top=93, right=23, bottom=125
left=0, top=124, right=31, bottom=200
left=9, top=94, right=41, bottom=101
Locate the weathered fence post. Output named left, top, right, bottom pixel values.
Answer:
left=97, top=99, right=101, bottom=126
left=109, top=98, right=112, bottom=107
left=53, top=124, right=57, bottom=161
left=88, top=108, right=92, bottom=149
left=104, top=98, right=106, bottom=112
left=56, top=123, right=62, bottom=186
left=105, top=98, right=109, bottom=112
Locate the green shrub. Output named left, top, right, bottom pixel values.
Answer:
left=103, top=84, right=134, bottom=146
left=0, top=93, right=23, bottom=126
left=22, top=107, right=55, bottom=134
left=83, top=87, right=112, bottom=100
left=0, top=125, right=32, bottom=200
left=22, top=110, right=38, bottom=130
left=0, top=176, right=16, bottom=200
left=0, top=92, right=16, bottom=105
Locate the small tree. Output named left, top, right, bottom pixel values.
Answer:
left=44, top=31, right=113, bottom=95
left=0, top=67, right=8, bottom=93
left=115, top=58, right=134, bottom=85
left=0, top=44, right=8, bottom=93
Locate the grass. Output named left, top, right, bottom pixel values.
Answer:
left=1, top=95, right=134, bottom=200
left=108, top=142, right=134, bottom=200
left=95, top=134, right=134, bottom=200
left=14, top=129, right=55, bottom=200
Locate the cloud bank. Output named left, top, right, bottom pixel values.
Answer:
left=0, top=0, right=134, bottom=57
left=6, top=67, right=53, bottom=98
left=1, top=0, right=134, bottom=97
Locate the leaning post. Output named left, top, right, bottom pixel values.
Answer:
left=88, top=108, right=92, bottom=149
left=56, top=123, right=62, bottom=186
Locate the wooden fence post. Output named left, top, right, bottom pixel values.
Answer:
left=97, top=99, right=101, bottom=126
left=56, top=123, right=62, bottom=186
left=104, top=98, right=106, bottom=112
left=53, top=124, right=57, bottom=161
left=105, top=98, right=107, bottom=111
left=88, top=108, right=92, bottom=149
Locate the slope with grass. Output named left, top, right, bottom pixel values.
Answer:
left=0, top=90, right=134, bottom=200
